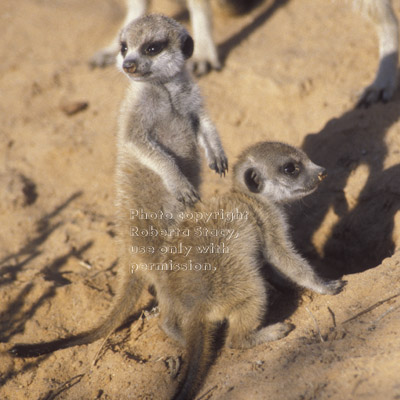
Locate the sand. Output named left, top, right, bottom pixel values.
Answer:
left=1, top=0, right=400, bottom=399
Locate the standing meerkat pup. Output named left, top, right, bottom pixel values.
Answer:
left=116, top=13, right=227, bottom=208
left=10, top=13, right=227, bottom=357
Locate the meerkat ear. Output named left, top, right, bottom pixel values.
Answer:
left=244, top=168, right=264, bottom=193
left=181, top=33, right=194, bottom=59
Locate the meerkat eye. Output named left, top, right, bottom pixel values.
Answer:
left=143, top=40, right=168, bottom=56
left=283, top=162, right=300, bottom=176
left=120, top=41, right=128, bottom=57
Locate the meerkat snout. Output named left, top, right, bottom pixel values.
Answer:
left=307, top=164, right=327, bottom=188
left=318, top=168, right=327, bottom=181
left=122, top=58, right=137, bottom=74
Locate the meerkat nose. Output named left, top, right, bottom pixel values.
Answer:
left=123, top=59, right=137, bottom=73
left=318, top=168, right=327, bottom=182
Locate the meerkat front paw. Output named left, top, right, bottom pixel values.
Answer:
left=175, top=183, right=201, bottom=206
left=208, top=152, right=228, bottom=176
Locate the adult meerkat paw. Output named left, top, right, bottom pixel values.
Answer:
left=356, top=79, right=397, bottom=107
left=89, top=48, right=118, bottom=69
left=357, top=85, right=394, bottom=107
left=189, top=58, right=222, bottom=77
left=208, top=153, right=228, bottom=176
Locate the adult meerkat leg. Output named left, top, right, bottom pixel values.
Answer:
left=90, top=0, right=149, bottom=68
left=357, top=0, right=399, bottom=106
left=187, top=0, right=222, bottom=75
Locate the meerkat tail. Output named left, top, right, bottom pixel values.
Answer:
left=172, top=317, right=228, bottom=400
left=10, top=276, right=145, bottom=358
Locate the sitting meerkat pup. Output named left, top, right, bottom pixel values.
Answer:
left=10, top=142, right=345, bottom=400
left=10, top=13, right=227, bottom=357
left=157, top=141, right=345, bottom=399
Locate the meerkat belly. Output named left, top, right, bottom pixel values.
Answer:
left=154, top=115, right=199, bottom=154
left=154, top=114, right=201, bottom=183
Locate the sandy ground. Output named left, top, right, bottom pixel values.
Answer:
left=1, top=0, right=400, bottom=399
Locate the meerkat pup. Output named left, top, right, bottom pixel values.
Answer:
left=10, top=13, right=227, bottom=358
left=116, top=13, right=227, bottom=207
left=154, top=141, right=345, bottom=399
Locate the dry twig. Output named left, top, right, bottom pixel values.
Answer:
left=327, top=306, right=337, bottom=328
left=41, top=374, right=85, bottom=400
left=306, top=306, right=324, bottom=342
left=369, top=304, right=400, bottom=330
left=197, top=385, right=218, bottom=400
left=343, top=291, right=400, bottom=324
left=92, top=332, right=113, bottom=366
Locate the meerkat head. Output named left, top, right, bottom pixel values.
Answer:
left=233, top=141, right=327, bottom=203
left=116, top=14, right=194, bottom=83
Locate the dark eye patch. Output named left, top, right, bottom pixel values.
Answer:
left=282, top=161, right=300, bottom=177
left=120, top=41, right=128, bottom=57
left=141, top=40, right=169, bottom=56
left=244, top=168, right=263, bottom=193
left=190, top=113, right=200, bottom=134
